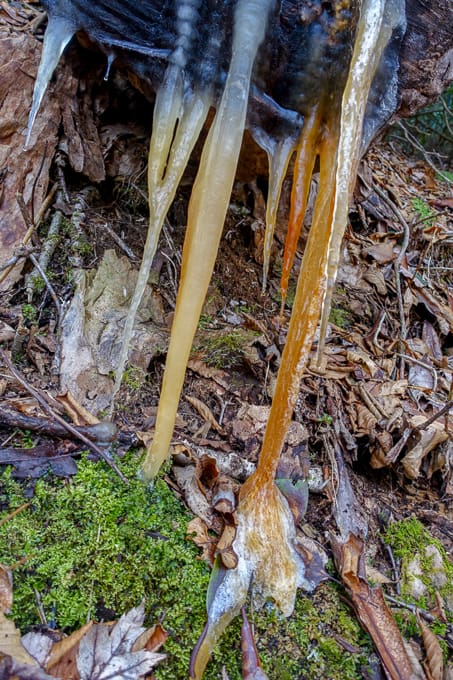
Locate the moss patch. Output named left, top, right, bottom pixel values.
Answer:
left=383, top=517, right=453, bottom=644
left=1, top=455, right=371, bottom=678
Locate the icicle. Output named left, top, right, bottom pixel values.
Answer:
left=141, top=0, right=276, bottom=482
left=103, top=52, right=115, bottom=81
left=26, top=15, right=76, bottom=147
left=279, top=103, right=324, bottom=311
left=110, top=0, right=211, bottom=412
left=247, top=91, right=301, bottom=292
left=316, top=0, right=393, bottom=365
left=250, top=0, right=391, bottom=480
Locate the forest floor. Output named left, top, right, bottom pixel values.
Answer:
left=0, top=3, right=452, bottom=680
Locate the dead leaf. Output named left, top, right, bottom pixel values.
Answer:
left=0, top=611, right=37, bottom=665
left=186, top=395, right=224, bottom=434
left=57, top=392, right=100, bottom=426
left=132, top=623, right=169, bottom=654
left=331, top=534, right=413, bottom=680
left=76, top=603, right=165, bottom=680
left=212, top=477, right=237, bottom=514
left=46, top=622, right=93, bottom=677
left=21, top=632, right=53, bottom=668
left=416, top=611, right=443, bottom=680
left=401, top=417, right=448, bottom=479
left=0, top=655, right=55, bottom=680
left=240, top=608, right=268, bottom=679
left=0, top=565, right=12, bottom=614
left=173, top=465, right=219, bottom=531
left=187, top=517, right=217, bottom=564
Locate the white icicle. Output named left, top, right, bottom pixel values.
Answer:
left=26, top=16, right=75, bottom=147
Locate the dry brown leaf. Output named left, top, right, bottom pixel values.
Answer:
left=416, top=611, right=443, bottom=680
left=240, top=609, right=268, bottom=679
left=346, top=349, right=380, bottom=377
left=186, top=395, right=224, bottom=434
left=0, top=565, right=12, bottom=614
left=173, top=465, right=220, bottom=531
left=0, top=611, right=37, bottom=666
left=57, top=392, right=99, bottom=426
left=46, top=621, right=93, bottom=677
left=76, top=603, right=165, bottom=680
left=132, top=623, right=169, bottom=654
left=401, top=417, right=449, bottom=479
left=402, top=640, right=426, bottom=679
left=331, top=534, right=413, bottom=680
left=365, top=565, right=392, bottom=585
left=196, top=455, right=220, bottom=492
left=362, top=265, right=387, bottom=295
left=187, top=517, right=217, bottom=563
left=212, top=477, right=237, bottom=514
left=366, top=240, right=397, bottom=264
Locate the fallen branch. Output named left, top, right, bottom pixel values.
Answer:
left=0, top=406, right=135, bottom=447
left=0, top=350, right=128, bottom=484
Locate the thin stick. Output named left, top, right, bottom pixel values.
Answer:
left=0, top=350, right=128, bottom=484
left=0, top=502, right=30, bottom=527
left=412, top=400, right=453, bottom=433
left=359, top=176, right=410, bottom=378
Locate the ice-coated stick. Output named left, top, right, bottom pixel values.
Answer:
left=142, top=0, right=276, bottom=481
left=279, top=103, right=323, bottom=312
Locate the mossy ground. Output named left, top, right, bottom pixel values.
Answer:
left=383, top=517, right=453, bottom=648
left=0, top=454, right=372, bottom=678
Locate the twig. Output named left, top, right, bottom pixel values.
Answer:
left=0, top=406, right=135, bottom=446
left=385, top=543, right=401, bottom=595
left=0, top=185, right=57, bottom=286
left=396, top=122, right=453, bottom=184
left=385, top=594, right=453, bottom=634
left=360, top=176, right=410, bottom=379
left=28, top=253, right=62, bottom=318
left=98, top=221, right=139, bottom=262
left=412, top=400, right=453, bottom=433
left=0, top=502, right=30, bottom=527
left=0, top=350, right=129, bottom=484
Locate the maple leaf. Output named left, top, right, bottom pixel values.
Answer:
left=76, top=603, right=165, bottom=680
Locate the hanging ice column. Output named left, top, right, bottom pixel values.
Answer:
left=26, top=13, right=76, bottom=147
left=252, top=0, right=394, bottom=485
left=110, top=0, right=214, bottom=409
left=141, top=0, right=276, bottom=481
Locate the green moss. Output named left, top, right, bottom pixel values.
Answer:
left=383, top=517, right=453, bottom=645
left=0, top=456, right=210, bottom=679
left=329, top=306, right=351, bottom=329
left=121, top=366, right=146, bottom=391
left=411, top=197, right=436, bottom=227
left=21, top=304, right=38, bottom=325
left=0, top=458, right=371, bottom=678
left=193, top=328, right=259, bottom=369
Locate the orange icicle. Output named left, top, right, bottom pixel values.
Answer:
left=243, top=126, right=340, bottom=495
left=279, top=103, right=322, bottom=311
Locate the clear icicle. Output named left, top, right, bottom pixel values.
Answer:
left=26, top=16, right=75, bottom=147
left=142, top=0, right=276, bottom=481
left=261, top=138, right=296, bottom=292
left=110, top=73, right=211, bottom=412
left=316, top=0, right=392, bottom=365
